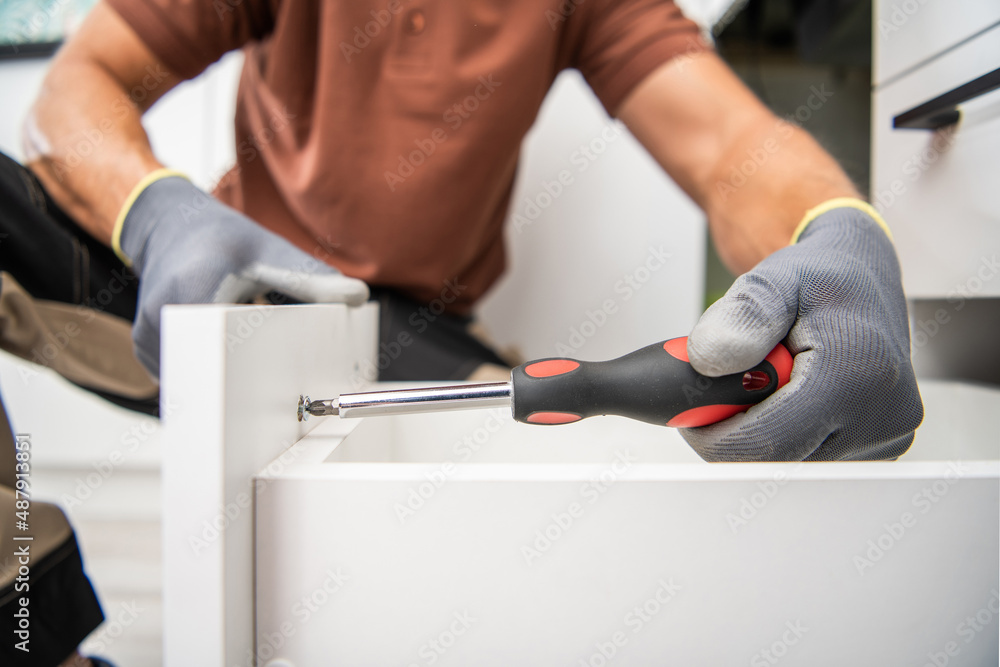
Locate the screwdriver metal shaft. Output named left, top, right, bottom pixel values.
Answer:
left=298, top=382, right=511, bottom=421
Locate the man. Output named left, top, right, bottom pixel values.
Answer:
left=1, top=0, right=922, bottom=663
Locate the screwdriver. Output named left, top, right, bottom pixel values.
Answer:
left=297, top=336, right=792, bottom=428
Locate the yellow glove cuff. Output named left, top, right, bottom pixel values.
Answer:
left=111, top=168, right=189, bottom=266
left=790, top=197, right=894, bottom=245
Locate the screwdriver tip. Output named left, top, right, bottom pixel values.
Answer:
left=297, top=395, right=340, bottom=421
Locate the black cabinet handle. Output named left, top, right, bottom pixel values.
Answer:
left=893, top=67, right=1000, bottom=130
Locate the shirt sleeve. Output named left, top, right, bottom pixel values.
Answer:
left=105, top=0, right=277, bottom=80
left=572, top=0, right=712, bottom=116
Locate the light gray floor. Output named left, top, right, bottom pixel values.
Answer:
left=76, top=517, right=163, bottom=666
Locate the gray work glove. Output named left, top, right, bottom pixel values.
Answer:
left=681, top=204, right=923, bottom=461
left=117, top=174, right=368, bottom=377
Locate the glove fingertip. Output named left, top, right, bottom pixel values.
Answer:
left=258, top=269, right=370, bottom=306
left=686, top=324, right=771, bottom=377
left=308, top=275, right=370, bottom=306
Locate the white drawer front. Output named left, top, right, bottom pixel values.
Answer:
left=254, top=405, right=1000, bottom=666
left=872, top=24, right=1000, bottom=299
left=874, top=0, right=1000, bottom=86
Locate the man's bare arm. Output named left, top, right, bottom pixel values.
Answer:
left=25, top=0, right=181, bottom=244
left=618, top=50, right=858, bottom=274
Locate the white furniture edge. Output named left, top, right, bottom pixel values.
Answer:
left=160, top=303, right=376, bottom=666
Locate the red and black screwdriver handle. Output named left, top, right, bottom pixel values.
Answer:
left=510, top=337, right=793, bottom=428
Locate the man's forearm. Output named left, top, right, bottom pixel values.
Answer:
left=618, top=51, right=859, bottom=275
left=23, top=1, right=177, bottom=245
left=27, top=60, right=163, bottom=244
left=702, top=115, right=859, bottom=274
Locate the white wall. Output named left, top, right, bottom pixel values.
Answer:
left=476, top=71, right=705, bottom=362
left=0, top=57, right=49, bottom=159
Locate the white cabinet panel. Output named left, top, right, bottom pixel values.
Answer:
left=160, top=303, right=377, bottom=667
left=872, top=23, right=1000, bottom=298
left=874, top=0, right=1000, bottom=86
left=254, top=392, right=999, bottom=665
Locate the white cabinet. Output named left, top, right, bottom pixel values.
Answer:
left=873, top=0, right=1000, bottom=86
left=160, top=305, right=999, bottom=666
left=872, top=1, right=1000, bottom=384
left=872, top=21, right=1000, bottom=299
left=255, top=409, right=998, bottom=666
left=159, top=303, right=378, bottom=665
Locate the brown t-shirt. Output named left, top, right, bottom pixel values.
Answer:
left=107, top=0, right=708, bottom=312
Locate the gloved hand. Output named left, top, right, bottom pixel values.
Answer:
left=681, top=199, right=923, bottom=461
left=113, top=171, right=369, bottom=377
